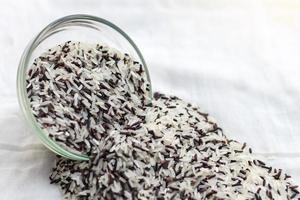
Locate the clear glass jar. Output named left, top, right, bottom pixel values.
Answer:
left=17, top=14, right=151, bottom=161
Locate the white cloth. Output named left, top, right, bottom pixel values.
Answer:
left=1, top=0, right=300, bottom=199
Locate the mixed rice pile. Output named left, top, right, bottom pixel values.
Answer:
left=26, top=41, right=151, bottom=155
left=26, top=41, right=299, bottom=199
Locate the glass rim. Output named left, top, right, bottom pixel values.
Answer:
left=17, top=14, right=152, bottom=161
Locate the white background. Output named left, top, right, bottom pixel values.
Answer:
left=0, top=0, right=300, bottom=199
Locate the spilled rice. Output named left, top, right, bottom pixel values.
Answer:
left=26, top=41, right=299, bottom=199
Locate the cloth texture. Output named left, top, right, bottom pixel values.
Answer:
left=0, top=0, right=300, bottom=199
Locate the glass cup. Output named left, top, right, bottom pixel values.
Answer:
left=17, top=14, right=151, bottom=161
